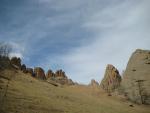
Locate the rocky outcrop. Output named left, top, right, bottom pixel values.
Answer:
left=121, top=49, right=150, bottom=104
left=46, top=69, right=55, bottom=79
left=1, top=55, right=74, bottom=86
left=10, top=57, right=21, bottom=69
left=34, top=67, right=46, bottom=80
left=55, top=69, right=67, bottom=78
left=100, top=64, right=121, bottom=92
left=46, top=69, right=74, bottom=85
left=89, top=79, right=99, bottom=87
left=54, top=70, right=74, bottom=85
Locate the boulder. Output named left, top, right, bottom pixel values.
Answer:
left=100, top=64, right=121, bottom=92
left=121, top=49, right=150, bottom=104
left=34, top=67, right=46, bottom=80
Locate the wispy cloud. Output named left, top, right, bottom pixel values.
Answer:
left=49, top=0, right=150, bottom=84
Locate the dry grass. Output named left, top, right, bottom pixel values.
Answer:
left=0, top=69, right=150, bottom=113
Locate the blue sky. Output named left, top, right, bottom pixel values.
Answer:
left=0, top=0, right=150, bottom=84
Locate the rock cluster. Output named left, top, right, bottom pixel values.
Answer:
left=100, top=64, right=121, bottom=92
left=18, top=61, right=74, bottom=85
left=1, top=56, right=74, bottom=85
left=55, top=69, right=67, bottom=78
left=121, top=49, right=150, bottom=104
left=46, top=69, right=74, bottom=85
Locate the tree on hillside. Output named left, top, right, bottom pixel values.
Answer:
left=0, top=42, right=12, bottom=57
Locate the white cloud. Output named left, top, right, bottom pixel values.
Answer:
left=8, top=42, right=24, bottom=59
left=9, top=52, right=23, bottom=59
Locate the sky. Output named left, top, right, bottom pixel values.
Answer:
left=0, top=0, right=150, bottom=84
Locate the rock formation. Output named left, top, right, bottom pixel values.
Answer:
left=34, top=67, right=46, bottom=80
left=89, top=79, right=99, bottom=87
left=46, top=69, right=74, bottom=85
left=100, top=64, right=121, bottom=92
left=54, top=69, right=74, bottom=85
left=46, top=69, right=55, bottom=79
left=10, top=57, right=21, bottom=69
left=121, top=49, right=150, bottom=104
left=55, top=69, right=67, bottom=78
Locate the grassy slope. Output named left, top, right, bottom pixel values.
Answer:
left=0, top=69, right=149, bottom=113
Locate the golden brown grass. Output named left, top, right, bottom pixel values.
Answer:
left=0, top=69, right=149, bottom=113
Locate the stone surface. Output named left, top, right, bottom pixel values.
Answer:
left=121, top=49, right=150, bottom=104
left=100, top=64, right=121, bottom=92
left=34, top=67, right=46, bottom=80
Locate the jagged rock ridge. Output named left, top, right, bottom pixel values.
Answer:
left=6, top=56, right=74, bottom=85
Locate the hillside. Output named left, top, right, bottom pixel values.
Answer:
left=0, top=69, right=149, bottom=113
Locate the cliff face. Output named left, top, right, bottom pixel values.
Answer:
left=100, top=64, right=121, bottom=92
left=121, top=49, right=150, bottom=104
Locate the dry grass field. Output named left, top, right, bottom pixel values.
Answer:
left=0, top=69, right=150, bottom=113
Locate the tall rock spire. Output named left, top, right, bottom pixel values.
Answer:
left=100, top=64, right=121, bottom=92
